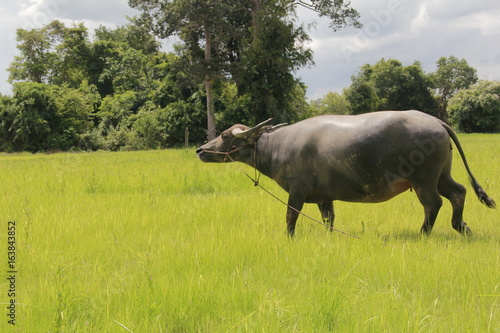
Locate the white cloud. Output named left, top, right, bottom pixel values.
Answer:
left=409, top=4, right=429, bottom=34
left=470, top=9, right=500, bottom=36
left=0, top=0, right=138, bottom=96
left=17, top=0, right=138, bottom=29
left=300, top=0, right=500, bottom=99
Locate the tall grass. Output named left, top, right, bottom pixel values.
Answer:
left=1, top=134, right=498, bottom=332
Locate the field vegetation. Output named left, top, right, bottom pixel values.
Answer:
left=1, top=134, right=499, bottom=332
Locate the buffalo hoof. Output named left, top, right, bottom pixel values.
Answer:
left=456, top=222, right=472, bottom=235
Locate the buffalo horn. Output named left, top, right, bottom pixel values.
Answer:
left=232, top=118, right=273, bottom=138
left=270, top=123, right=287, bottom=131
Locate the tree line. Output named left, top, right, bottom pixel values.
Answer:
left=0, top=1, right=498, bottom=152
left=309, top=57, right=499, bottom=134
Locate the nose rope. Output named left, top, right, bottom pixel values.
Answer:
left=199, top=147, right=362, bottom=240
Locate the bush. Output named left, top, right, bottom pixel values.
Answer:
left=127, top=103, right=167, bottom=150
left=0, top=83, right=96, bottom=152
left=448, top=81, right=500, bottom=133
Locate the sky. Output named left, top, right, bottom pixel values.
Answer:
left=1, top=0, right=499, bottom=100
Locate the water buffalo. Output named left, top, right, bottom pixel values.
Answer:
left=196, top=111, right=495, bottom=236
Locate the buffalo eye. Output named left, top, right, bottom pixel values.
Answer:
left=222, top=133, right=228, bottom=140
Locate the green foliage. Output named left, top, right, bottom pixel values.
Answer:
left=4, top=20, right=210, bottom=151
left=0, top=82, right=94, bottom=152
left=3, top=0, right=363, bottom=151
left=91, top=21, right=161, bottom=96
left=130, top=0, right=254, bottom=139
left=237, top=2, right=313, bottom=123
left=345, top=59, right=436, bottom=115
left=130, top=0, right=360, bottom=130
left=8, top=21, right=92, bottom=88
left=8, top=26, right=56, bottom=84
left=98, top=91, right=138, bottom=130
left=0, top=94, right=15, bottom=152
left=3, top=11, right=494, bottom=153
left=299, top=0, right=362, bottom=30
left=94, top=18, right=160, bottom=55
left=432, top=56, right=478, bottom=99
left=162, top=99, right=206, bottom=146
left=215, top=81, right=254, bottom=129
left=344, top=80, right=379, bottom=114
left=308, top=91, right=351, bottom=117
left=448, top=80, right=500, bottom=133
left=50, top=21, right=92, bottom=88
left=430, top=56, right=478, bottom=120
left=127, top=102, right=166, bottom=150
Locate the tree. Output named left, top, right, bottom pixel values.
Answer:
left=430, top=56, right=478, bottom=121
left=5, top=19, right=215, bottom=151
left=240, top=0, right=360, bottom=123
left=344, top=79, right=378, bottom=114
left=214, top=81, right=253, bottom=129
left=129, top=0, right=248, bottom=140
left=8, top=21, right=92, bottom=88
left=0, top=94, right=15, bottom=151
left=89, top=21, right=161, bottom=97
left=94, top=18, right=160, bottom=55
left=448, top=80, right=500, bottom=133
left=308, top=91, right=351, bottom=116
left=345, top=58, right=436, bottom=114
left=49, top=21, right=92, bottom=88
left=8, top=26, right=56, bottom=84
left=3, top=82, right=94, bottom=152
left=129, top=0, right=361, bottom=139
left=395, top=61, right=436, bottom=112
left=236, top=1, right=312, bottom=124
left=298, top=0, right=361, bottom=28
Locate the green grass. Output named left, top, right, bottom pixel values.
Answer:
left=1, top=134, right=499, bottom=332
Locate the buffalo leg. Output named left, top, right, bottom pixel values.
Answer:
left=318, top=201, right=334, bottom=231
left=438, top=174, right=471, bottom=234
left=286, top=194, right=305, bottom=237
left=414, top=186, right=443, bottom=235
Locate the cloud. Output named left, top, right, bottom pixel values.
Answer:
left=0, top=0, right=138, bottom=96
left=18, top=0, right=138, bottom=27
left=299, top=0, right=500, bottom=99
left=15, top=0, right=140, bottom=35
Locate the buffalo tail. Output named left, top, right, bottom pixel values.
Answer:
left=439, top=120, right=496, bottom=209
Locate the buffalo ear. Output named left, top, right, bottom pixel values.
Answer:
left=232, top=118, right=286, bottom=143
left=246, top=123, right=287, bottom=144
left=249, top=122, right=287, bottom=140
left=248, top=126, right=271, bottom=141
left=232, top=118, right=273, bottom=139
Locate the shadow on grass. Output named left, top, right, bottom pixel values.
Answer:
left=376, top=229, right=497, bottom=244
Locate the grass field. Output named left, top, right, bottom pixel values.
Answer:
left=1, top=134, right=499, bottom=332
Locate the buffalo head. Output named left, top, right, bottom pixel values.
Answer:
left=196, top=118, right=284, bottom=163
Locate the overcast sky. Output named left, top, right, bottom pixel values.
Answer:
left=1, top=0, right=499, bottom=100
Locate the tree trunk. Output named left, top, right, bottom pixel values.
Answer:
left=249, top=0, right=262, bottom=36
left=205, top=30, right=216, bottom=140
left=205, top=76, right=216, bottom=140
left=437, top=95, right=448, bottom=122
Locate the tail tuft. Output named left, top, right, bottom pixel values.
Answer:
left=471, top=179, right=496, bottom=209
